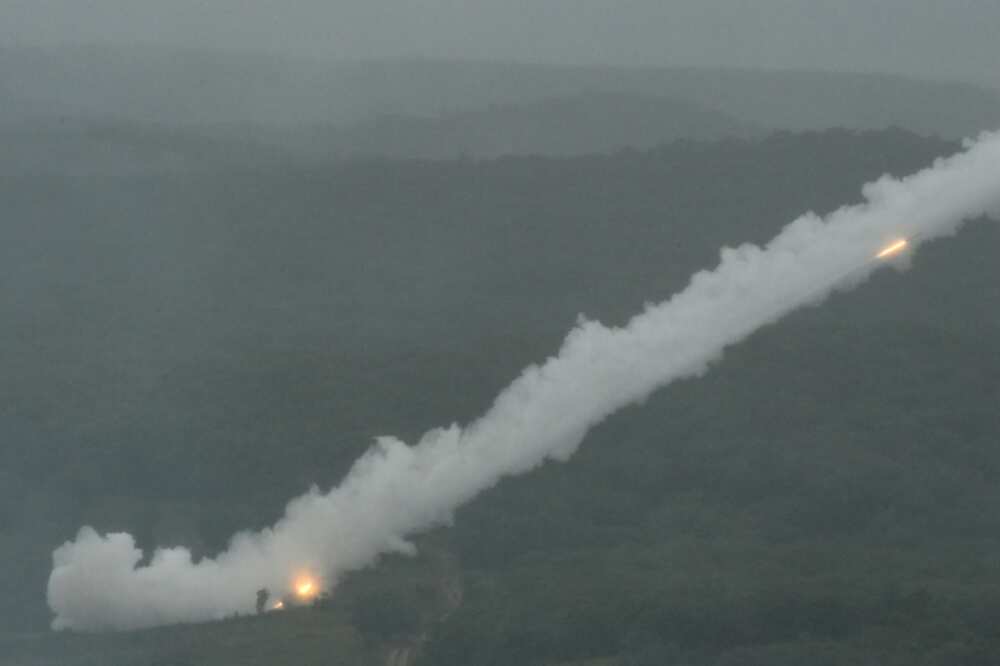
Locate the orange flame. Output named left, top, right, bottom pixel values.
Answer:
left=294, top=576, right=318, bottom=601
left=876, top=238, right=909, bottom=259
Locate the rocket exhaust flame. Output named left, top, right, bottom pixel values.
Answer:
left=46, top=131, right=1000, bottom=632
left=876, top=238, right=910, bottom=259
left=294, top=578, right=317, bottom=600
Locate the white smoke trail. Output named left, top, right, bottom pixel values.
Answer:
left=48, top=132, right=1000, bottom=632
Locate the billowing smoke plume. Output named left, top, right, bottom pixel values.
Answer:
left=49, top=132, right=1000, bottom=632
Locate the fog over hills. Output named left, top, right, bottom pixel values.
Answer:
left=3, top=47, right=999, bottom=142
left=333, top=92, right=755, bottom=159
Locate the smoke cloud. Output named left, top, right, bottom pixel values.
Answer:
left=48, top=132, right=1000, bottom=632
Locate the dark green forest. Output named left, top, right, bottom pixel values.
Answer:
left=3, top=46, right=1000, bottom=665
left=3, top=122, right=999, bottom=665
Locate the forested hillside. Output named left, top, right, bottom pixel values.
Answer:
left=3, top=127, right=999, bottom=664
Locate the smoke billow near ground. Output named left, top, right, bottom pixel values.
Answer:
left=47, top=132, right=1000, bottom=632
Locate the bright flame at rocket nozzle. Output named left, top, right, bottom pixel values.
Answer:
left=876, top=238, right=910, bottom=259
left=294, top=577, right=317, bottom=600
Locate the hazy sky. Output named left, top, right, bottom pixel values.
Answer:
left=3, top=0, right=999, bottom=88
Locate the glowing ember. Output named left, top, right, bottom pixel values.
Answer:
left=876, top=238, right=909, bottom=259
left=272, top=601, right=285, bottom=611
